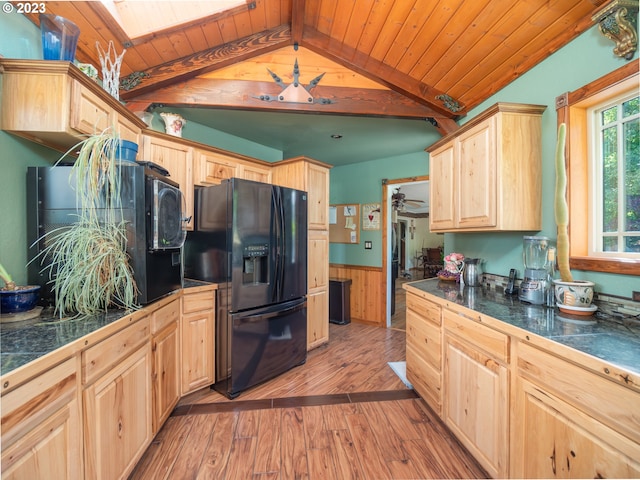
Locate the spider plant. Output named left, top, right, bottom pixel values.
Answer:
left=34, top=127, right=138, bottom=317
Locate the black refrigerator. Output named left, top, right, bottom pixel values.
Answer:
left=184, top=178, right=308, bottom=398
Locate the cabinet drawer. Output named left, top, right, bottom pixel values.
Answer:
left=182, top=290, right=215, bottom=314
left=1, top=357, right=77, bottom=446
left=82, top=318, right=150, bottom=385
left=406, top=293, right=441, bottom=325
left=406, top=308, right=441, bottom=369
left=152, top=300, right=179, bottom=334
left=443, top=309, right=509, bottom=363
left=518, top=342, right=640, bottom=445
left=406, top=343, right=441, bottom=415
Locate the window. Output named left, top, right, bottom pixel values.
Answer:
left=556, top=61, right=639, bottom=276
left=589, top=93, right=640, bottom=257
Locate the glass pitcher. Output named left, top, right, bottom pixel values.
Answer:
left=522, top=236, right=549, bottom=270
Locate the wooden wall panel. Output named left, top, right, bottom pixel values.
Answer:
left=329, top=264, right=385, bottom=327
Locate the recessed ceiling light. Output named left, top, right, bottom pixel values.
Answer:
left=330, top=134, right=342, bottom=139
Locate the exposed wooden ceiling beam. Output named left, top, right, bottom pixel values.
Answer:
left=290, top=0, right=305, bottom=46
left=126, top=77, right=447, bottom=119
left=299, top=27, right=468, bottom=119
left=119, top=25, right=292, bottom=100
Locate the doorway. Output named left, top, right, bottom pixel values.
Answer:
left=382, top=176, right=429, bottom=330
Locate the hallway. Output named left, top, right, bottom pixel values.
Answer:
left=390, top=269, right=422, bottom=331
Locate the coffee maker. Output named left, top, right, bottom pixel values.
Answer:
left=518, top=236, right=550, bottom=305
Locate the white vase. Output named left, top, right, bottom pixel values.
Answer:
left=160, top=113, right=186, bottom=137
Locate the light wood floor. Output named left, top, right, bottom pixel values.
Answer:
left=130, top=322, right=487, bottom=479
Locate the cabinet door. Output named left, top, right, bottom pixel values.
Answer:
left=513, top=376, right=640, bottom=478
left=114, top=112, right=141, bottom=145
left=83, top=344, right=152, bottom=480
left=70, top=81, right=110, bottom=135
left=306, top=162, right=329, bottom=230
left=238, top=162, right=272, bottom=183
left=456, top=117, right=496, bottom=228
left=1, top=402, right=80, bottom=480
left=195, top=149, right=238, bottom=185
left=181, top=289, right=215, bottom=395
left=1, top=358, right=81, bottom=480
left=308, top=231, right=329, bottom=290
left=152, top=322, right=179, bottom=433
left=429, top=143, right=456, bottom=231
left=143, top=136, right=194, bottom=231
left=444, top=333, right=508, bottom=478
left=307, top=289, right=329, bottom=350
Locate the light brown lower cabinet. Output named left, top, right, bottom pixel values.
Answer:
left=83, top=341, right=152, bottom=480
left=443, top=310, right=509, bottom=479
left=151, top=299, right=180, bottom=433
left=1, top=358, right=82, bottom=480
left=512, top=342, right=640, bottom=478
left=181, top=288, right=215, bottom=395
left=405, top=292, right=442, bottom=415
left=404, top=285, right=640, bottom=479
left=306, top=289, right=329, bottom=349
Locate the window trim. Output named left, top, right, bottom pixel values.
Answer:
left=556, top=60, right=640, bottom=276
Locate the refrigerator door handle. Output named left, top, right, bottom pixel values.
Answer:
left=271, top=187, right=286, bottom=303
left=234, top=298, right=306, bottom=323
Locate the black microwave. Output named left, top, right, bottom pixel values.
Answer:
left=27, top=165, right=185, bottom=307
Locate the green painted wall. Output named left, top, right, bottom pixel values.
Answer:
left=0, top=9, right=41, bottom=59
left=0, top=133, right=60, bottom=285
left=149, top=110, right=283, bottom=162
left=329, top=26, right=640, bottom=298
left=445, top=26, right=639, bottom=298
left=329, top=151, right=429, bottom=265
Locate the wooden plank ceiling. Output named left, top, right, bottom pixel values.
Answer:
left=23, top=0, right=605, bottom=135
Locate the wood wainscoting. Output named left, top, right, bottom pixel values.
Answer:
left=329, top=264, right=385, bottom=327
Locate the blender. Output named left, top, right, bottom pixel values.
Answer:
left=518, top=236, right=550, bottom=304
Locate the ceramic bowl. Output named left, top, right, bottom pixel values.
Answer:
left=0, top=286, right=41, bottom=314
left=553, top=280, right=595, bottom=307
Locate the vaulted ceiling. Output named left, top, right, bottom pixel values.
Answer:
left=23, top=0, right=608, bottom=165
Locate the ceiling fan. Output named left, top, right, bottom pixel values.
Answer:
left=391, top=187, right=425, bottom=211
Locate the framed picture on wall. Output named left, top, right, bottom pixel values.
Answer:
left=362, top=203, right=380, bottom=230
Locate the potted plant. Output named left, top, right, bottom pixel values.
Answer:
left=553, top=123, right=595, bottom=309
left=34, top=127, right=139, bottom=317
left=0, top=263, right=41, bottom=315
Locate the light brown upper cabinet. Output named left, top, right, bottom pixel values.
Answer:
left=427, top=103, right=546, bottom=232
left=0, top=59, right=144, bottom=150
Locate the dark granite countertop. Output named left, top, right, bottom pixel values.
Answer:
left=1, top=308, right=134, bottom=376
left=406, top=279, right=640, bottom=376
left=1, top=281, right=214, bottom=377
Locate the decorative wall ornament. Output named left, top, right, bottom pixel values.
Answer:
left=255, top=59, right=333, bottom=105
left=120, top=71, right=150, bottom=91
left=435, top=94, right=463, bottom=113
left=592, top=0, right=638, bottom=60
left=96, top=41, right=126, bottom=100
